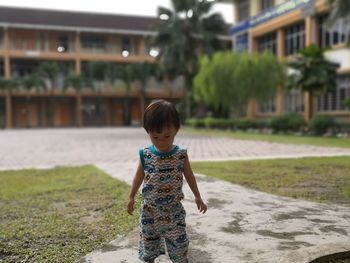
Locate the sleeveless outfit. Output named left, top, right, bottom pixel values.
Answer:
left=138, top=144, right=189, bottom=263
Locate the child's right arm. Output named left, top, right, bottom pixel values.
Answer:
left=127, top=160, right=145, bottom=215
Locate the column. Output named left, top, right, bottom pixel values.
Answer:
left=303, top=16, right=316, bottom=122
left=247, top=29, right=256, bottom=119
left=4, top=28, right=12, bottom=128
left=276, top=29, right=285, bottom=115
left=74, top=31, right=82, bottom=127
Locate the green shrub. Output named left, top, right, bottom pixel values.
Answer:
left=185, top=118, right=205, bottom=128
left=309, top=114, right=336, bottom=135
left=234, top=118, right=257, bottom=130
left=335, top=121, right=350, bottom=133
left=270, top=113, right=305, bottom=132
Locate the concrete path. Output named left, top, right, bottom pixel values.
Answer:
left=1, top=128, right=350, bottom=263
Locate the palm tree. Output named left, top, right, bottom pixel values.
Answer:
left=0, top=78, right=19, bottom=128
left=64, top=74, right=93, bottom=127
left=287, top=44, right=339, bottom=121
left=327, top=0, right=350, bottom=44
left=19, top=74, right=46, bottom=127
left=37, top=61, right=68, bottom=126
left=153, top=0, right=226, bottom=119
left=132, top=62, right=159, bottom=119
left=113, top=64, right=138, bottom=125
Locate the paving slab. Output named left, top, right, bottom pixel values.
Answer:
left=1, top=128, right=350, bottom=263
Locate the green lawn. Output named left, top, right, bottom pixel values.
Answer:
left=192, top=156, right=350, bottom=205
left=182, top=128, right=350, bottom=149
left=0, top=165, right=139, bottom=263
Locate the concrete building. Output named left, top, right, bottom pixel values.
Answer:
left=0, top=6, right=185, bottom=129
left=231, top=0, right=350, bottom=122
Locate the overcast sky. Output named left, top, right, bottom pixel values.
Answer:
left=0, top=0, right=234, bottom=23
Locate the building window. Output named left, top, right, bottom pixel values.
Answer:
left=318, top=14, right=346, bottom=48
left=81, top=35, right=106, bottom=53
left=238, top=0, right=249, bottom=22
left=235, top=32, right=249, bottom=53
left=257, top=97, right=276, bottom=113
left=57, top=35, right=69, bottom=53
left=11, top=60, right=39, bottom=78
left=257, top=32, right=277, bottom=54
left=0, top=60, right=3, bottom=77
left=317, top=75, right=350, bottom=112
left=0, top=31, right=3, bottom=49
left=284, top=89, right=304, bottom=113
left=121, top=37, right=131, bottom=56
left=260, top=0, right=274, bottom=12
left=284, top=22, right=305, bottom=56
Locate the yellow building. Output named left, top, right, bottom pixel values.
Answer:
left=231, top=0, right=350, bottom=122
left=0, top=6, right=185, bottom=129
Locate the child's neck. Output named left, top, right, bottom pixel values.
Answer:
left=154, top=144, right=174, bottom=153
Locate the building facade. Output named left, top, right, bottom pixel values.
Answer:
left=0, top=6, right=185, bottom=129
left=231, top=0, right=350, bottom=121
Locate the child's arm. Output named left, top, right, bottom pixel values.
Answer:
left=183, top=153, right=207, bottom=214
left=127, top=161, right=145, bottom=215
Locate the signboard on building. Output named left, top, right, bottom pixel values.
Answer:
left=230, top=0, right=315, bottom=35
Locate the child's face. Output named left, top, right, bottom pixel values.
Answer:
left=149, top=126, right=178, bottom=152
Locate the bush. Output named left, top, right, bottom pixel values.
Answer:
left=309, top=114, right=336, bottom=135
left=185, top=118, right=205, bottom=128
left=269, top=113, right=305, bottom=132
left=204, top=118, right=228, bottom=129
left=234, top=118, right=258, bottom=130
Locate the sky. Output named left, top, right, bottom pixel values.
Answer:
left=0, top=0, right=234, bottom=23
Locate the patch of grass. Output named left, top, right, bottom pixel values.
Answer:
left=192, top=156, right=350, bottom=205
left=0, top=165, right=139, bottom=263
left=182, top=128, right=350, bottom=149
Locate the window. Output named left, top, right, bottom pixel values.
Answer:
left=317, top=75, right=350, bottom=112
left=257, top=97, right=276, bottom=113
left=318, top=14, right=346, bottom=48
left=81, top=35, right=106, bottom=52
left=121, top=37, right=131, bottom=54
left=0, top=31, right=3, bottom=49
left=57, top=35, right=69, bottom=52
left=11, top=60, right=39, bottom=78
left=257, top=32, right=277, bottom=54
left=284, top=22, right=305, bottom=56
left=260, top=0, right=274, bottom=12
left=284, top=89, right=304, bottom=113
left=235, top=32, right=249, bottom=53
left=237, top=0, right=249, bottom=22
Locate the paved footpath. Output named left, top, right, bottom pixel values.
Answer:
left=1, top=128, right=350, bottom=263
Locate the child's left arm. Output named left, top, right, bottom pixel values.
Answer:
left=183, top=152, right=207, bottom=214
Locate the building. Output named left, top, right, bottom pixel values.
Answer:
left=0, top=6, right=185, bottom=129
left=231, top=0, right=350, bottom=122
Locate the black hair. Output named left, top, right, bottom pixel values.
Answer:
left=143, top=99, right=180, bottom=133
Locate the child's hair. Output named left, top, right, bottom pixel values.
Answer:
left=143, top=99, right=180, bottom=133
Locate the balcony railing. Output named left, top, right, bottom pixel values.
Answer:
left=9, top=38, right=75, bottom=53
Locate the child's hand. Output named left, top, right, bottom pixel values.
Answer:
left=195, top=196, right=207, bottom=214
left=127, top=197, right=135, bottom=215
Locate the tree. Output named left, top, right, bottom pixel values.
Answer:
left=287, top=44, right=339, bottom=120
left=132, top=62, right=159, bottom=119
left=63, top=74, right=93, bottom=93
left=0, top=78, right=19, bottom=92
left=327, top=0, right=350, bottom=44
left=153, top=0, right=227, bottom=118
left=193, top=51, right=286, bottom=117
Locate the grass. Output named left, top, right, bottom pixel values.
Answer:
left=0, top=165, right=140, bottom=263
left=192, top=156, right=350, bottom=205
left=182, top=128, right=350, bottom=149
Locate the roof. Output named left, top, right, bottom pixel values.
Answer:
left=0, top=6, right=160, bottom=34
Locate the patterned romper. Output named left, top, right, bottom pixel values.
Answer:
left=138, top=144, right=189, bottom=263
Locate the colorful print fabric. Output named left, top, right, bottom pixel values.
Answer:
left=138, top=145, right=189, bottom=263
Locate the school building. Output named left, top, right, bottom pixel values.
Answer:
left=231, top=0, right=350, bottom=122
left=0, top=6, right=187, bottom=129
